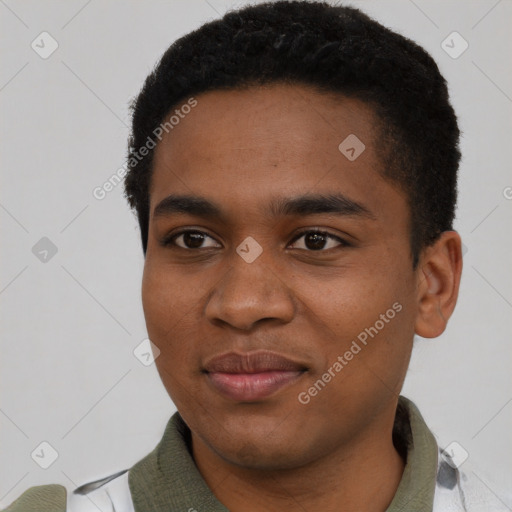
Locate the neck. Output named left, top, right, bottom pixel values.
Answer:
left=191, top=410, right=405, bottom=512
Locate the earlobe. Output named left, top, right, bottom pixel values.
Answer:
left=414, top=231, right=463, bottom=339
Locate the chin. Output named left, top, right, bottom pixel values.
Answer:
left=200, top=418, right=318, bottom=471
left=217, top=438, right=311, bottom=471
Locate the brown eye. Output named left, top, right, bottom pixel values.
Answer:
left=165, top=230, right=221, bottom=249
left=289, top=230, right=347, bottom=251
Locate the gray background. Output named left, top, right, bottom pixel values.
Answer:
left=1, top=0, right=511, bottom=507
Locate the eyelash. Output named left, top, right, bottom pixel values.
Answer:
left=161, top=228, right=350, bottom=252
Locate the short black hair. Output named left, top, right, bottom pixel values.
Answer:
left=124, top=0, right=461, bottom=267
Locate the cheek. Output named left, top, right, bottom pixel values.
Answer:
left=297, top=269, right=403, bottom=338
left=142, top=264, right=205, bottom=407
left=141, top=262, right=197, bottom=367
left=142, top=260, right=192, bottom=328
left=297, top=264, right=416, bottom=385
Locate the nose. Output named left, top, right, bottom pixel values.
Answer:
left=205, top=253, right=296, bottom=331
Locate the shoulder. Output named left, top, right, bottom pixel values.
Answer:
left=1, top=470, right=133, bottom=512
left=67, top=469, right=133, bottom=512
left=1, top=484, right=66, bottom=512
left=434, top=448, right=511, bottom=512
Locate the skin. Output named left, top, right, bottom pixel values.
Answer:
left=142, top=83, right=463, bottom=511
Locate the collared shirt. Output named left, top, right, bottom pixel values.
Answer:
left=2, top=396, right=508, bottom=511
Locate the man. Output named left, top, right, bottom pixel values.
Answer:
left=3, top=1, right=506, bottom=511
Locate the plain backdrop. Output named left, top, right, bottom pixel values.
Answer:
left=1, top=0, right=511, bottom=507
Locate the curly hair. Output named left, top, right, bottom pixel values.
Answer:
left=124, top=0, right=461, bottom=266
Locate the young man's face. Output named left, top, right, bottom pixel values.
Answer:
left=142, top=84, right=420, bottom=470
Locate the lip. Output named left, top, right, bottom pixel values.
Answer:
left=203, top=351, right=307, bottom=402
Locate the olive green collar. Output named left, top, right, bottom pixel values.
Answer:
left=129, top=395, right=438, bottom=512
left=386, top=396, right=439, bottom=511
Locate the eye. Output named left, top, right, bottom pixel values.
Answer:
left=163, top=230, right=221, bottom=249
left=162, top=228, right=348, bottom=251
left=288, top=229, right=348, bottom=251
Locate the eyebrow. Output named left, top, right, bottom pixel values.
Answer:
left=153, top=193, right=375, bottom=221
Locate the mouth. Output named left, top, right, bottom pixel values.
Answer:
left=203, top=351, right=308, bottom=402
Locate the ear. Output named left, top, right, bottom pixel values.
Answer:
left=414, top=231, right=463, bottom=338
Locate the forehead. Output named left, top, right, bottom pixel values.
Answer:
left=149, top=84, right=399, bottom=219
left=153, top=84, right=379, bottom=165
